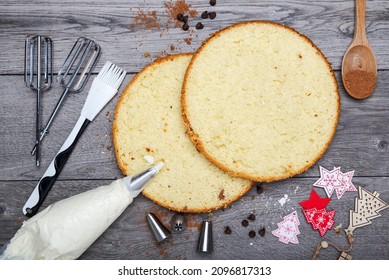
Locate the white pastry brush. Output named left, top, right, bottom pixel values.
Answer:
left=23, top=61, right=126, bottom=217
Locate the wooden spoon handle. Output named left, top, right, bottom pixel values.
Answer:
left=354, top=0, right=368, bottom=44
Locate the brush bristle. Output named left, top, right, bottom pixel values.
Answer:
left=97, top=61, right=126, bottom=89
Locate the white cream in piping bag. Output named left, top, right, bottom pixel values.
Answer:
left=0, top=163, right=164, bottom=260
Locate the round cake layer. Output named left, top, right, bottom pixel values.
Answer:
left=182, top=21, right=340, bottom=182
left=113, top=54, right=253, bottom=212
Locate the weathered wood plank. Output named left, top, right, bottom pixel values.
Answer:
left=0, top=178, right=388, bottom=259
left=0, top=71, right=388, bottom=180
left=0, top=0, right=388, bottom=74
left=1, top=0, right=388, bottom=261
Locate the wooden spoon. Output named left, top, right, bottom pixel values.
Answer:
left=341, top=0, right=377, bottom=99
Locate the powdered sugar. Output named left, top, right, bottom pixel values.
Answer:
left=278, top=194, right=290, bottom=206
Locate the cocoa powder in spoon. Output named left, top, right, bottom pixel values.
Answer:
left=343, top=70, right=377, bottom=99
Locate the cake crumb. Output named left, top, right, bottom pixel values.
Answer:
left=144, top=155, right=155, bottom=164
left=218, top=189, right=225, bottom=200
left=334, top=223, right=342, bottom=234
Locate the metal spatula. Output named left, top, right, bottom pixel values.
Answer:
left=25, top=35, right=53, bottom=166
left=30, top=37, right=100, bottom=157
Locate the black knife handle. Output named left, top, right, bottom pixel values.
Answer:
left=23, top=118, right=90, bottom=217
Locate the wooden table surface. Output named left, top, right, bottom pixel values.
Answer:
left=0, top=0, right=388, bottom=260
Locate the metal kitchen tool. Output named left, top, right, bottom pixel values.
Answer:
left=171, top=213, right=187, bottom=233
left=23, top=61, right=126, bottom=217
left=197, top=220, right=213, bottom=253
left=147, top=213, right=171, bottom=242
left=25, top=35, right=53, bottom=166
left=3, top=164, right=163, bottom=260
left=31, top=37, right=100, bottom=156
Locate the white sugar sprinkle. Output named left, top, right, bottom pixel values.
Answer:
left=278, top=194, right=290, bottom=206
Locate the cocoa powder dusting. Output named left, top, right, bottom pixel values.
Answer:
left=164, top=0, right=198, bottom=25
left=16, top=216, right=24, bottom=225
left=130, top=0, right=205, bottom=56
left=344, top=70, right=377, bottom=99
left=186, top=215, right=202, bottom=230
left=184, top=37, right=192, bottom=45
left=131, top=10, right=160, bottom=31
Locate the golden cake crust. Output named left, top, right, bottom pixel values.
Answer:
left=181, top=21, right=340, bottom=182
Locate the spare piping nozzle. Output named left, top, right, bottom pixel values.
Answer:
left=171, top=213, right=187, bottom=233
left=147, top=212, right=171, bottom=243
left=197, top=220, right=213, bottom=253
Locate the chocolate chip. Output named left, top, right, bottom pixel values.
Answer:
left=177, top=13, right=185, bottom=22
left=201, top=11, right=209, bottom=19
left=256, top=183, right=264, bottom=194
left=241, top=219, right=249, bottom=227
left=210, top=0, right=217, bottom=6
left=208, top=11, right=216, bottom=20
left=248, top=213, right=256, bottom=221
left=183, top=15, right=189, bottom=23
left=224, top=226, right=232, bottom=234
left=195, top=22, right=204, bottom=30
left=378, top=140, right=388, bottom=150
left=249, top=230, right=256, bottom=238
left=258, top=228, right=266, bottom=237
left=182, top=23, right=189, bottom=31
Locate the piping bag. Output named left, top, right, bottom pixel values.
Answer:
left=0, top=163, right=164, bottom=260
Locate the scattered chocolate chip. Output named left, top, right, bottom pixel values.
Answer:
left=241, top=219, right=249, bottom=227
left=177, top=13, right=185, bottom=22
left=258, top=228, right=266, bottom=237
left=249, top=230, right=256, bottom=238
left=195, top=22, right=204, bottom=30
left=210, top=0, right=217, bottom=6
left=183, top=15, right=189, bottom=23
left=256, top=183, right=264, bottom=194
left=248, top=213, right=256, bottom=221
left=182, top=23, right=189, bottom=31
left=201, top=11, right=209, bottom=19
left=378, top=140, right=388, bottom=150
left=224, top=226, right=232, bottom=234
left=208, top=11, right=216, bottom=20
